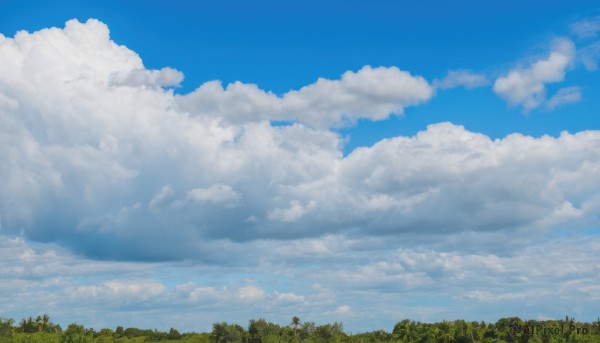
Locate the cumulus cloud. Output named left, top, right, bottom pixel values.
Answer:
left=493, top=38, right=577, bottom=111
left=3, top=16, right=600, bottom=334
left=433, top=70, right=489, bottom=90
left=177, top=65, right=434, bottom=128
left=1, top=19, right=600, bottom=268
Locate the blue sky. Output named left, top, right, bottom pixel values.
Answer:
left=1, top=0, right=600, bottom=333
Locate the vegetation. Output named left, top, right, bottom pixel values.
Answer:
left=0, top=314, right=598, bottom=343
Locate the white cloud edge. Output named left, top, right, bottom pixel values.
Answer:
left=493, top=38, right=578, bottom=111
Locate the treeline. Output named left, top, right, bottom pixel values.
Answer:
left=0, top=314, right=599, bottom=343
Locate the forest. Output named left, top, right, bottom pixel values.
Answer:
left=0, top=314, right=599, bottom=343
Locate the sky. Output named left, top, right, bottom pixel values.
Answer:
left=1, top=0, right=600, bottom=333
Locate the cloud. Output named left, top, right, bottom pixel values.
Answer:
left=1, top=19, right=600, bottom=269
left=278, top=65, right=434, bottom=127
left=433, top=70, right=489, bottom=90
left=493, top=38, right=576, bottom=111
left=333, top=305, right=352, bottom=315
left=580, top=41, right=600, bottom=71
left=271, top=291, right=305, bottom=304
left=67, top=280, right=167, bottom=303
left=570, top=17, right=600, bottom=39
left=2, top=16, right=600, bottom=334
left=110, top=67, right=184, bottom=88
left=2, top=234, right=600, bottom=332
left=546, top=86, right=582, bottom=110
left=176, top=66, right=434, bottom=128
left=237, top=286, right=266, bottom=301
left=568, top=17, right=600, bottom=71
left=186, top=184, right=241, bottom=208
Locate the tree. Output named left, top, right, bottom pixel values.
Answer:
left=291, top=317, right=301, bottom=339
left=300, top=321, right=316, bottom=341
left=19, top=317, right=37, bottom=333
left=169, top=327, right=182, bottom=340
left=212, top=322, right=245, bottom=343
left=392, top=320, right=413, bottom=343
left=42, top=314, right=50, bottom=332
left=61, top=323, right=86, bottom=343
left=315, top=323, right=343, bottom=343
left=248, top=319, right=271, bottom=343
left=98, top=328, right=113, bottom=336
left=0, top=318, right=14, bottom=338
left=33, top=314, right=51, bottom=332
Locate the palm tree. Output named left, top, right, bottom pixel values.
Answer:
left=20, top=317, right=36, bottom=333
left=41, top=314, right=50, bottom=332
left=291, top=317, right=300, bottom=338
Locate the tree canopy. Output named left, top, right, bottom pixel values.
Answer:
left=0, top=314, right=598, bottom=343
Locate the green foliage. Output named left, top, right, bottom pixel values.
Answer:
left=1, top=314, right=600, bottom=343
left=211, top=322, right=246, bottom=343
left=62, top=323, right=87, bottom=343
left=168, top=328, right=182, bottom=340
left=0, top=318, right=14, bottom=339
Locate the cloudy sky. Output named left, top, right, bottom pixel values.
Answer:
left=1, top=0, right=600, bottom=333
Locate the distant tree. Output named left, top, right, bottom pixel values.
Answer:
left=41, top=314, right=50, bottom=332
left=115, top=326, right=124, bottom=336
left=50, top=323, right=63, bottom=333
left=35, top=315, right=43, bottom=332
left=212, top=322, right=229, bottom=343
left=300, top=322, right=316, bottom=341
left=392, top=319, right=413, bottom=343
left=0, top=318, right=14, bottom=338
left=212, top=322, right=246, bottom=343
left=291, top=317, right=300, bottom=339
left=61, top=323, right=86, bottom=343
left=98, top=328, right=113, bottom=336
left=19, top=316, right=38, bottom=333
left=248, top=319, right=266, bottom=343
left=169, top=327, right=182, bottom=340
left=314, top=323, right=343, bottom=343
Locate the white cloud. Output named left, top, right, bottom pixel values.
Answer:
left=186, top=184, right=241, bottom=208
left=546, top=86, right=582, bottom=110
left=333, top=305, right=352, bottom=315
left=433, top=70, right=488, bottom=90
left=237, top=286, right=266, bottom=301
left=267, top=200, right=316, bottom=223
left=110, top=67, right=184, bottom=88
left=2, top=17, right=600, bottom=334
left=149, top=185, right=175, bottom=208
left=580, top=41, right=600, bottom=71
left=570, top=17, right=600, bottom=39
left=271, top=291, right=305, bottom=304
left=493, top=38, right=576, bottom=111
left=1, top=230, right=600, bottom=332
left=3, top=25, right=600, bottom=257
left=1, top=19, right=600, bottom=306
left=67, top=280, right=167, bottom=302
left=177, top=65, right=434, bottom=128
left=280, top=65, right=434, bottom=127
